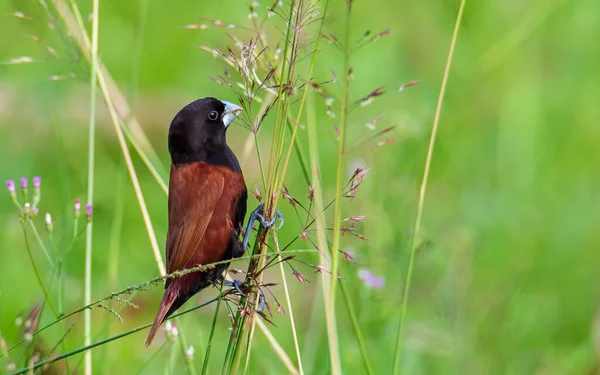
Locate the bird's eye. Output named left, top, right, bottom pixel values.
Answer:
left=207, top=110, right=219, bottom=121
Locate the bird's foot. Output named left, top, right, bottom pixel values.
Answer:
left=224, top=279, right=265, bottom=312
left=242, top=204, right=284, bottom=249
left=224, top=279, right=246, bottom=297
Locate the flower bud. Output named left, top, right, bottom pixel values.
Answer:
left=86, top=204, right=93, bottom=221
left=73, top=199, right=81, bottom=218
left=186, top=345, right=195, bottom=361
left=5, top=180, right=16, bottom=200
left=45, top=213, right=53, bottom=233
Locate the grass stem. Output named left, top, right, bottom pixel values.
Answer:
left=83, top=0, right=100, bottom=373
left=392, top=0, right=467, bottom=372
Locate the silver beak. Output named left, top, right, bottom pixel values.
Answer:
left=221, top=100, right=243, bottom=128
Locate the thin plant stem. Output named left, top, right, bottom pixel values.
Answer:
left=306, top=90, right=341, bottom=374
left=392, top=0, right=467, bottom=373
left=271, top=0, right=330, bottom=214
left=273, top=232, right=304, bottom=374
left=21, top=225, right=58, bottom=317
left=201, top=281, right=225, bottom=375
left=339, top=283, right=374, bottom=374
left=83, top=0, right=100, bottom=373
left=30, top=223, right=54, bottom=267
left=58, top=0, right=166, bottom=275
left=330, top=0, right=352, bottom=320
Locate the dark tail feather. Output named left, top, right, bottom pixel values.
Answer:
left=146, top=288, right=178, bottom=346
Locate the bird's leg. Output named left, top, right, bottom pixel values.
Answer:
left=241, top=204, right=284, bottom=249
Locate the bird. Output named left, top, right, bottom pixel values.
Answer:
left=145, top=97, right=248, bottom=346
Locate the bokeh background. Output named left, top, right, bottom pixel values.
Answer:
left=1, top=0, right=600, bottom=374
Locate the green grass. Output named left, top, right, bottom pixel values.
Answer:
left=1, top=0, right=600, bottom=374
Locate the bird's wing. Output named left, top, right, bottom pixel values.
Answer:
left=165, top=163, right=225, bottom=277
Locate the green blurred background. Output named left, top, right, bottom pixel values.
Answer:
left=1, top=0, right=600, bottom=374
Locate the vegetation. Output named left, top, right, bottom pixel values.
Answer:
left=1, top=0, right=599, bottom=374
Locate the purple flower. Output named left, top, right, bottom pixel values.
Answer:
left=358, top=269, right=385, bottom=289
left=85, top=204, right=93, bottom=220
left=20, top=177, right=28, bottom=190
left=73, top=199, right=81, bottom=217
left=33, top=176, right=41, bottom=189
left=6, top=180, right=16, bottom=198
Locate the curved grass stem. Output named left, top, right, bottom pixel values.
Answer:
left=392, top=0, right=467, bottom=373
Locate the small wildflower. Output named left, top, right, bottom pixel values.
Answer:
left=276, top=305, right=285, bottom=314
left=248, top=12, right=258, bottom=19
left=340, top=250, right=355, bottom=261
left=292, top=269, right=307, bottom=283
left=253, top=185, right=262, bottom=201
left=31, top=207, right=39, bottom=216
left=73, top=199, right=81, bottom=217
left=20, top=177, right=28, bottom=191
left=165, top=321, right=179, bottom=340
left=299, top=229, right=307, bottom=242
left=6, top=180, right=16, bottom=200
left=307, top=185, right=314, bottom=202
left=359, top=87, right=385, bottom=107
left=24, top=333, right=33, bottom=342
left=45, top=213, right=53, bottom=233
left=365, top=116, right=382, bottom=130
left=398, top=80, right=419, bottom=92
left=343, top=216, right=365, bottom=222
left=86, top=204, right=92, bottom=221
left=315, top=265, right=327, bottom=273
left=378, top=139, right=398, bottom=147
left=282, top=185, right=298, bottom=207
left=186, top=345, right=195, bottom=361
left=373, top=29, right=391, bottom=41
left=23, top=203, right=31, bottom=215
left=252, top=0, right=260, bottom=6
left=15, top=317, right=23, bottom=327
left=358, top=269, right=385, bottom=289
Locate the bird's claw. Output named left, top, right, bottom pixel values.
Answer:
left=224, top=279, right=246, bottom=297
left=242, top=204, right=284, bottom=249
left=224, top=279, right=265, bottom=312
